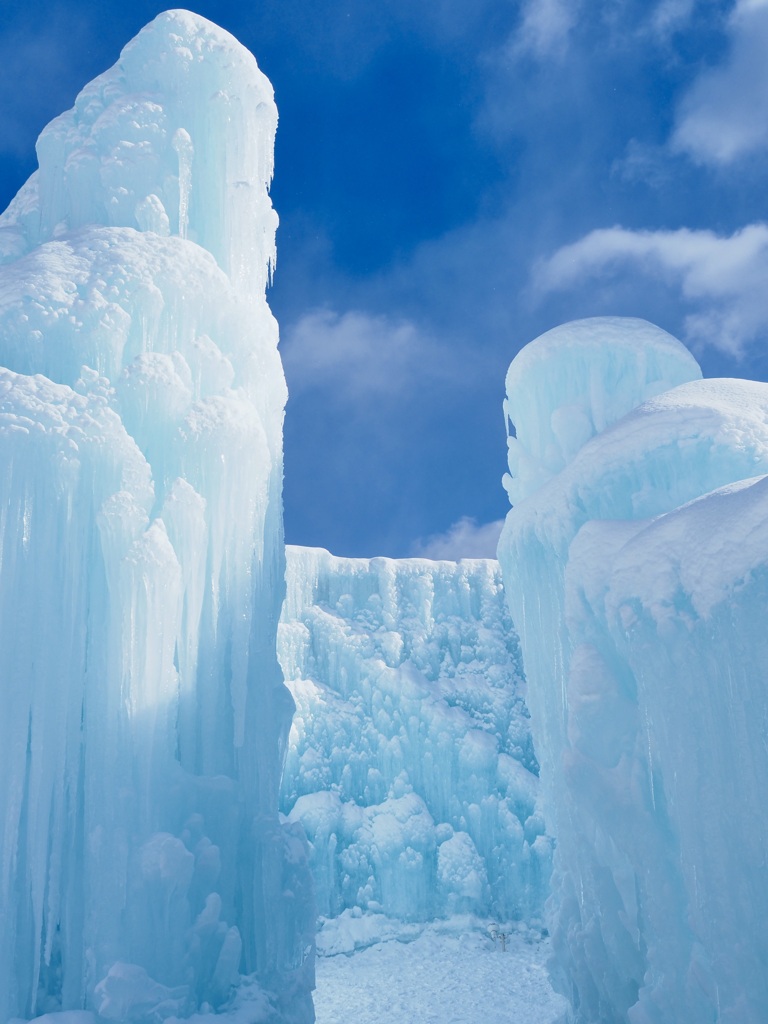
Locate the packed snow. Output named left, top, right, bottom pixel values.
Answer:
left=313, top=918, right=567, bottom=1024
left=278, top=546, right=551, bottom=933
left=0, top=11, right=312, bottom=1022
left=499, top=316, right=768, bottom=1023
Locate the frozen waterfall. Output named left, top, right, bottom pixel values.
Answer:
left=498, top=316, right=768, bottom=1023
left=277, top=546, right=551, bottom=950
left=0, top=11, right=313, bottom=1022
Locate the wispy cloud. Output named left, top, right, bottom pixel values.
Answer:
left=611, top=139, right=674, bottom=188
left=511, top=0, right=580, bottom=58
left=649, top=0, right=697, bottom=41
left=412, top=516, right=504, bottom=561
left=535, top=223, right=768, bottom=356
left=281, top=308, right=432, bottom=400
left=672, top=0, right=768, bottom=164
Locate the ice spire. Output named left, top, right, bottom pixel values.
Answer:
left=0, top=11, right=313, bottom=1021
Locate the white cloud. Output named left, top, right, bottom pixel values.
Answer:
left=535, top=222, right=768, bottom=355
left=672, top=0, right=768, bottom=164
left=281, top=308, right=432, bottom=400
left=649, top=0, right=696, bottom=40
left=512, top=0, right=579, bottom=58
left=412, top=516, right=505, bottom=561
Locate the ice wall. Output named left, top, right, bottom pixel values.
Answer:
left=278, top=546, right=551, bottom=943
left=0, top=12, right=313, bottom=1022
left=498, top=316, right=768, bottom=1022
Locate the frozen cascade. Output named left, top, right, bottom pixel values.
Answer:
left=498, top=316, right=768, bottom=1022
left=278, top=546, right=551, bottom=950
left=0, top=12, right=313, bottom=1023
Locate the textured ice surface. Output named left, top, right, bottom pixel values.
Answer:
left=0, top=12, right=312, bottom=1022
left=498, top=316, right=768, bottom=1022
left=278, top=546, right=551, bottom=935
left=502, top=317, right=701, bottom=505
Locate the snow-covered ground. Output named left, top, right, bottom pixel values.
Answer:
left=314, top=918, right=568, bottom=1024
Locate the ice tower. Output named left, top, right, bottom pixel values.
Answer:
left=498, top=317, right=768, bottom=1022
left=0, top=11, right=313, bottom=1021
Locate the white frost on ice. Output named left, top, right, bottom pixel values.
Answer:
left=313, top=919, right=568, bottom=1024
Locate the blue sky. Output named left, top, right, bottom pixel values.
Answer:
left=2, top=0, right=768, bottom=557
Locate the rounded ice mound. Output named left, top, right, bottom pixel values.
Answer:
left=525, top=376, right=768, bottom=551
left=503, top=317, right=701, bottom=504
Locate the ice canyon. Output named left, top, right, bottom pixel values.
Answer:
left=1, top=9, right=768, bottom=1024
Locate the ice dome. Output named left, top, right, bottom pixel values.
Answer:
left=502, top=316, right=702, bottom=504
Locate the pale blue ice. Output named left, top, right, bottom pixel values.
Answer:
left=499, top=316, right=768, bottom=1023
left=0, top=11, right=312, bottom=1022
left=277, top=546, right=550, bottom=948
left=3, top=8, right=768, bottom=1024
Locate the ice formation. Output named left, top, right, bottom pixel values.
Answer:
left=278, top=546, right=551, bottom=951
left=498, top=316, right=768, bottom=1022
left=0, top=12, right=313, bottom=1022
left=501, top=316, right=702, bottom=506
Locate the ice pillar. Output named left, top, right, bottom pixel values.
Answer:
left=0, top=11, right=313, bottom=1021
left=498, top=317, right=768, bottom=1022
